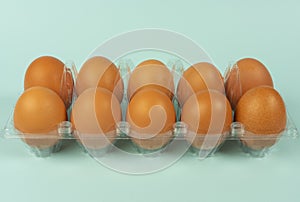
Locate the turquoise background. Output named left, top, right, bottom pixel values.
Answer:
left=0, top=0, right=300, bottom=202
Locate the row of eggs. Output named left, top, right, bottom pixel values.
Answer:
left=13, top=56, right=286, bottom=152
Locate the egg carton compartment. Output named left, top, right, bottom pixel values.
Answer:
left=231, top=116, right=298, bottom=157
left=2, top=111, right=73, bottom=157
left=1, top=61, right=78, bottom=157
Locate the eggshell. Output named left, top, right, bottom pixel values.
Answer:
left=235, top=86, right=286, bottom=150
left=75, top=56, right=124, bottom=102
left=71, top=88, right=122, bottom=150
left=225, top=58, right=274, bottom=109
left=127, top=59, right=174, bottom=101
left=24, top=56, right=74, bottom=108
left=13, top=86, right=67, bottom=148
left=177, top=62, right=224, bottom=106
left=126, top=88, right=176, bottom=150
left=181, top=90, right=232, bottom=150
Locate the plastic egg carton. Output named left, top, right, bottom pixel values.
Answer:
left=1, top=54, right=298, bottom=160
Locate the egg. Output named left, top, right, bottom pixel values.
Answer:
left=235, top=86, right=286, bottom=150
left=71, top=88, right=122, bottom=150
left=181, top=90, right=232, bottom=150
left=177, top=62, right=224, bottom=106
left=75, top=56, right=124, bottom=102
left=225, top=58, right=274, bottom=109
left=24, top=56, right=74, bottom=108
left=126, top=88, right=176, bottom=150
left=127, top=59, right=174, bottom=101
left=14, top=86, right=67, bottom=148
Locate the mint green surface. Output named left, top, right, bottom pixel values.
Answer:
left=1, top=1, right=300, bottom=202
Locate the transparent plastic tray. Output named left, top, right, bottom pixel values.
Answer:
left=1, top=51, right=298, bottom=160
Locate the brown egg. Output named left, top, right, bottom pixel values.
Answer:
left=181, top=90, right=232, bottom=150
left=75, top=56, right=124, bottom=102
left=71, top=88, right=122, bottom=150
left=14, top=87, right=67, bottom=148
left=126, top=88, right=176, bottom=150
left=177, top=62, right=224, bottom=106
left=24, top=56, right=74, bottom=108
left=127, top=59, right=174, bottom=101
left=225, top=58, right=274, bottom=109
left=235, top=86, right=286, bottom=150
